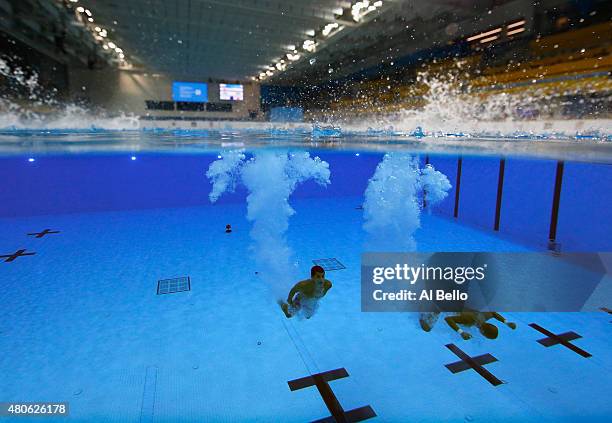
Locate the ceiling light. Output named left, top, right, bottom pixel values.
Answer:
left=266, top=70, right=273, bottom=76
left=94, top=26, right=101, bottom=32
left=259, top=72, right=266, bottom=78
left=103, top=44, right=109, bottom=50
left=88, top=17, right=94, bottom=22
left=374, top=1, right=383, bottom=6
left=76, top=6, right=84, bottom=12
left=84, top=9, right=92, bottom=16
left=287, top=53, right=300, bottom=61
left=479, top=35, right=498, bottom=43
left=115, top=47, right=123, bottom=53
left=507, top=27, right=525, bottom=36
left=287, top=44, right=296, bottom=51
left=118, top=53, right=125, bottom=59
left=322, top=22, right=339, bottom=36
left=303, top=39, right=316, bottom=52
left=333, top=7, right=343, bottom=15
left=467, top=27, right=501, bottom=42
left=69, top=0, right=79, bottom=2
left=507, top=20, right=525, bottom=29
left=100, top=30, right=107, bottom=37
left=108, top=42, right=116, bottom=49
left=306, top=29, right=315, bottom=37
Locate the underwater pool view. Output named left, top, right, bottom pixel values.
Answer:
left=0, top=131, right=611, bottom=422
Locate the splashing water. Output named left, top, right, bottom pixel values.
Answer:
left=363, top=153, right=451, bottom=251
left=0, top=57, right=139, bottom=131
left=207, top=151, right=331, bottom=298
left=1, top=56, right=608, bottom=138
left=318, top=66, right=611, bottom=140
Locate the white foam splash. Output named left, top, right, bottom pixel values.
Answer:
left=0, top=57, right=139, bottom=131
left=363, top=153, right=451, bottom=251
left=317, top=67, right=611, bottom=140
left=207, top=151, right=330, bottom=298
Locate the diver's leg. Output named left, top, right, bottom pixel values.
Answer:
left=280, top=302, right=294, bottom=318
left=419, top=312, right=440, bottom=332
left=300, top=299, right=319, bottom=320
left=279, top=300, right=299, bottom=318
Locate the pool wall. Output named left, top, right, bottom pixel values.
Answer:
left=425, top=155, right=612, bottom=251
left=1, top=152, right=610, bottom=251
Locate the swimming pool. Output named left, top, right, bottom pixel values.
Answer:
left=0, top=131, right=611, bottom=422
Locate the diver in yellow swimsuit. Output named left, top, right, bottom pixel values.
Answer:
left=420, top=311, right=516, bottom=340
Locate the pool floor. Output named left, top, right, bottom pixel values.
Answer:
left=0, top=197, right=610, bottom=422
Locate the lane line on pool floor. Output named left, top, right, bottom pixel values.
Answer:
left=282, top=319, right=320, bottom=375
left=139, top=366, right=158, bottom=423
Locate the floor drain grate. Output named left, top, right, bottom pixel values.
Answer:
left=312, top=258, right=346, bottom=271
left=157, top=276, right=191, bottom=295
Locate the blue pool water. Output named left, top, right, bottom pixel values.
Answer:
left=0, top=135, right=611, bottom=422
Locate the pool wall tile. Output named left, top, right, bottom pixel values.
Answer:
left=457, top=157, right=500, bottom=230
left=556, top=161, right=612, bottom=251
left=499, top=158, right=557, bottom=246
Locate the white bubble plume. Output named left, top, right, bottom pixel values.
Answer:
left=206, top=150, right=247, bottom=202
left=207, top=151, right=331, bottom=298
left=363, top=153, right=451, bottom=251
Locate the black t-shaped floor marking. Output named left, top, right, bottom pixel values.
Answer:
left=0, top=249, right=36, bottom=263
left=600, top=307, right=612, bottom=314
left=529, top=323, right=592, bottom=358
left=288, top=368, right=376, bottom=423
left=27, top=229, right=60, bottom=238
left=445, top=344, right=503, bottom=386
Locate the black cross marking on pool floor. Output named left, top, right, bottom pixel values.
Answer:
left=27, top=229, right=60, bottom=238
left=529, top=323, right=592, bottom=358
left=600, top=307, right=612, bottom=314
left=0, top=249, right=36, bottom=263
left=288, top=368, right=376, bottom=423
left=444, top=344, right=503, bottom=386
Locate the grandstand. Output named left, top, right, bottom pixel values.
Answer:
left=302, top=16, right=611, bottom=122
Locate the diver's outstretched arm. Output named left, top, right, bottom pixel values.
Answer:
left=491, top=312, right=517, bottom=329
left=445, top=315, right=472, bottom=340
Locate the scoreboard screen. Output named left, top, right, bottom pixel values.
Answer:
left=172, top=82, right=208, bottom=102
left=219, top=84, right=244, bottom=101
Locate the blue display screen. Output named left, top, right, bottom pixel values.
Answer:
left=172, top=82, right=208, bottom=102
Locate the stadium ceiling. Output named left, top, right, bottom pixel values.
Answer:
left=51, top=0, right=520, bottom=84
